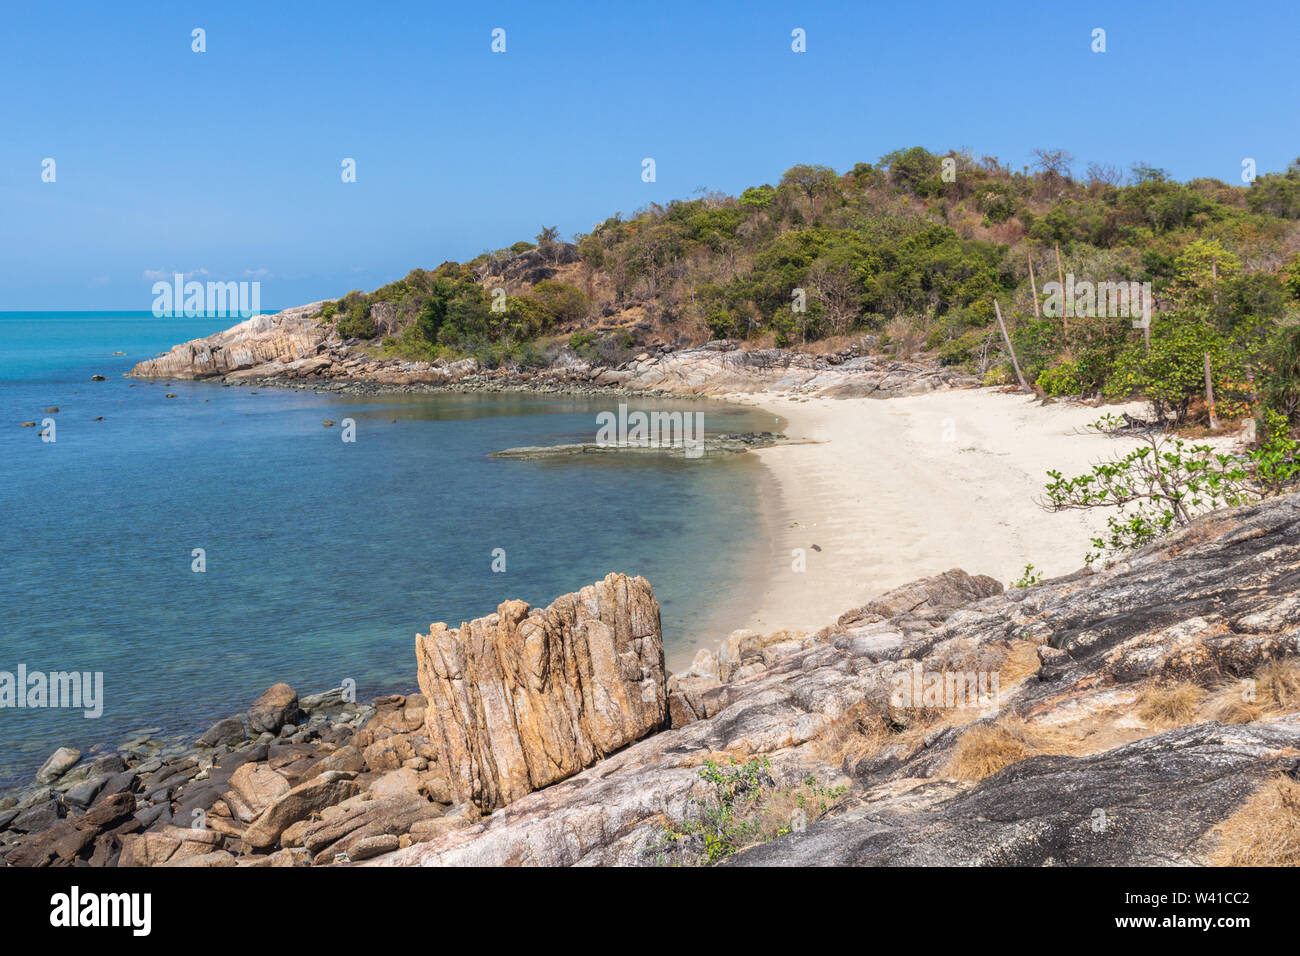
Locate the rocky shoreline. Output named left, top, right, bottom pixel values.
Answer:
left=125, top=302, right=977, bottom=400
left=6, top=494, right=1300, bottom=866
left=9, top=301, right=1297, bottom=868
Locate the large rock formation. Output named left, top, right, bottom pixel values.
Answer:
left=415, top=572, right=667, bottom=810
left=128, top=302, right=331, bottom=380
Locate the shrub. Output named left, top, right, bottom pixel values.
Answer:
left=528, top=280, right=590, bottom=325
left=1009, top=563, right=1044, bottom=589
left=336, top=304, right=376, bottom=339
left=1104, top=314, right=1230, bottom=425
left=1262, top=325, right=1300, bottom=423
left=568, top=330, right=598, bottom=358
left=659, top=757, right=846, bottom=866
left=1041, top=413, right=1300, bottom=564
left=937, top=328, right=989, bottom=367
left=1036, top=361, right=1083, bottom=396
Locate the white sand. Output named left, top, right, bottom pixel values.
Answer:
left=726, top=387, right=1239, bottom=638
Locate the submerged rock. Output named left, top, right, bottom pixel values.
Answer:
left=489, top=432, right=790, bottom=460
left=35, top=747, right=82, bottom=786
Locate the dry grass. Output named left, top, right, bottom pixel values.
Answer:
left=783, top=333, right=872, bottom=357
left=818, top=639, right=1049, bottom=779
left=1137, top=682, right=1207, bottom=728
left=1259, top=657, right=1300, bottom=710
left=945, top=717, right=1038, bottom=781
left=814, top=699, right=946, bottom=770
left=1209, top=775, right=1300, bottom=866
left=999, top=639, right=1045, bottom=686
left=749, top=778, right=848, bottom=845
left=1202, top=684, right=1266, bottom=724
left=676, top=749, right=750, bottom=769
left=1201, top=657, right=1300, bottom=725
left=883, top=316, right=925, bottom=360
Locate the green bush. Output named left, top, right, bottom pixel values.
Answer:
left=1042, top=414, right=1300, bottom=565
left=937, top=328, right=988, bottom=367
left=1262, top=324, right=1300, bottom=422
left=1104, top=313, right=1230, bottom=424
left=336, top=304, right=376, bottom=339
left=1037, top=361, right=1083, bottom=396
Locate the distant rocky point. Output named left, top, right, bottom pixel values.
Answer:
left=127, top=303, right=976, bottom=399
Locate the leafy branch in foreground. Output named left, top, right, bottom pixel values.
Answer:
left=1040, top=411, right=1300, bottom=565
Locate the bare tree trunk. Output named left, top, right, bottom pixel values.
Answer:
left=1055, top=242, right=1070, bottom=357
left=1142, top=293, right=1152, bottom=351
left=1028, top=249, right=1040, bottom=318
left=995, top=299, right=1031, bottom=393
left=1205, top=352, right=1220, bottom=430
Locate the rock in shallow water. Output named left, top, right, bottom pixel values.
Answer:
left=197, top=717, right=247, bottom=749
left=247, top=682, right=301, bottom=735
left=35, top=747, right=81, bottom=786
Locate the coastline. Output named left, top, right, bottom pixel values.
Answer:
left=731, top=387, right=1246, bottom=639
left=3, top=368, right=1281, bottom=870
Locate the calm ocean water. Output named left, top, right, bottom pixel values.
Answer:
left=0, top=312, right=776, bottom=788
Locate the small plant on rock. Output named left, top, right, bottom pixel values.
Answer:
left=1010, top=563, right=1044, bottom=589
left=659, top=757, right=846, bottom=866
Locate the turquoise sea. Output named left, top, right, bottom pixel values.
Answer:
left=0, top=312, right=777, bottom=788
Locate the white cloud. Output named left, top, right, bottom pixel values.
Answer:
left=142, top=267, right=210, bottom=281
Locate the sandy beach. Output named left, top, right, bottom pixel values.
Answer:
left=731, top=387, right=1240, bottom=638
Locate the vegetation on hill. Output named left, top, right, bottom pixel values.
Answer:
left=320, top=147, right=1300, bottom=430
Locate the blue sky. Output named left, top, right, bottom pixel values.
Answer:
left=2, top=0, right=1297, bottom=310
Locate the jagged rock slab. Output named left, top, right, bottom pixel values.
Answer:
left=376, top=639, right=876, bottom=866
left=128, top=302, right=330, bottom=379
left=415, top=572, right=667, bottom=811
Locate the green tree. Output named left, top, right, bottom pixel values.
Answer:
left=1105, top=313, right=1230, bottom=425
left=1247, top=159, right=1300, bottom=218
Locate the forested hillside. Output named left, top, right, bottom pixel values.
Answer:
left=322, top=147, right=1300, bottom=429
